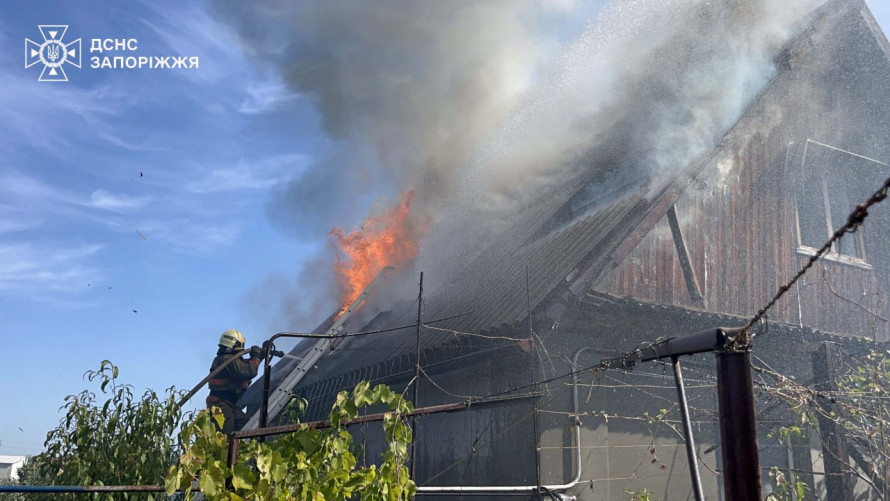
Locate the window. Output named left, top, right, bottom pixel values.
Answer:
left=794, top=140, right=888, bottom=268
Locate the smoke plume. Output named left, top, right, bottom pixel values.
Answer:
left=216, top=0, right=823, bottom=328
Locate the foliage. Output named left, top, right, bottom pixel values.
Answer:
left=835, top=349, right=890, bottom=493
left=166, top=380, right=415, bottom=500
left=769, top=348, right=890, bottom=497
left=24, top=360, right=186, bottom=500
left=11, top=361, right=413, bottom=500
left=624, top=486, right=658, bottom=501
left=765, top=467, right=809, bottom=501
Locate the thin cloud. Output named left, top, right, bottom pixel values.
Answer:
left=0, top=169, right=81, bottom=209
left=0, top=72, right=131, bottom=155
left=140, top=2, right=248, bottom=84
left=0, top=218, right=36, bottom=234
left=186, top=154, right=305, bottom=194
left=238, top=80, right=300, bottom=114
left=102, top=216, right=241, bottom=256
left=1, top=170, right=146, bottom=218
left=88, top=189, right=152, bottom=212
left=0, top=242, right=104, bottom=296
left=1, top=168, right=244, bottom=256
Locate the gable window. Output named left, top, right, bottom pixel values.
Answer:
left=794, top=139, right=887, bottom=268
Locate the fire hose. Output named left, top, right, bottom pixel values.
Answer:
left=177, top=343, right=285, bottom=408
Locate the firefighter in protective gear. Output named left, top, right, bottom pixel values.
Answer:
left=206, top=329, right=263, bottom=434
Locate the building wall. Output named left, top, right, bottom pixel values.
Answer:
left=368, top=296, right=852, bottom=500
left=0, top=455, right=27, bottom=481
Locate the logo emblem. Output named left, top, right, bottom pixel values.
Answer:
left=25, top=25, right=81, bottom=82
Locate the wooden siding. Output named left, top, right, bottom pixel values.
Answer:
left=598, top=117, right=890, bottom=340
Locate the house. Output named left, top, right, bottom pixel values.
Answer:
left=0, top=456, right=27, bottom=482
left=245, top=0, right=890, bottom=498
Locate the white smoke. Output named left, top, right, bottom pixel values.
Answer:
left=216, top=0, right=823, bottom=326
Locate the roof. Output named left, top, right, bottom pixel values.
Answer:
left=246, top=0, right=890, bottom=409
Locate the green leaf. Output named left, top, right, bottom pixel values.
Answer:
left=272, top=461, right=288, bottom=483
left=200, top=466, right=223, bottom=498
left=232, top=464, right=256, bottom=491
left=164, top=466, right=180, bottom=496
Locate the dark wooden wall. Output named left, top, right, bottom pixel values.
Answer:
left=597, top=107, right=890, bottom=340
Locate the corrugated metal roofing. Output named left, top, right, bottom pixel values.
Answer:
left=295, top=188, right=655, bottom=388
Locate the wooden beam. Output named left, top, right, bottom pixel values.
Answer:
left=812, top=343, right=855, bottom=500
left=666, top=204, right=703, bottom=302
left=609, top=188, right=679, bottom=267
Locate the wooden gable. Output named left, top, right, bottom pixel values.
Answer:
left=597, top=0, right=890, bottom=340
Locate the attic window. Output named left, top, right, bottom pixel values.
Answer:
left=794, top=140, right=887, bottom=269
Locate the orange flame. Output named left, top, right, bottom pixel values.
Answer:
left=329, top=190, right=420, bottom=311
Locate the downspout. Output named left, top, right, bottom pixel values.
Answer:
left=415, top=348, right=586, bottom=497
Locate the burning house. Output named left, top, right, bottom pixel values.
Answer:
left=239, top=0, right=890, bottom=499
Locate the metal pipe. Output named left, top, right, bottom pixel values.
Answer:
left=255, top=311, right=474, bottom=430
left=235, top=395, right=538, bottom=440
left=415, top=348, right=586, bottom=496
left=528, top=265, right=543, bottom=496
left=248, top=266, right=395, bottom=430
left=606, top=327, right=738, bottom=368
left=672, top=355, right=705, bottom=501
left=716, top=349, right=762, bottom=501
left=0, top=485, right=177, bottom=493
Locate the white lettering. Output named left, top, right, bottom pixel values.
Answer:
left=87, top=48, right=198, bottom=71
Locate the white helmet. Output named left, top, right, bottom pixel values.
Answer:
left=218, top=329, right=246, bottom=350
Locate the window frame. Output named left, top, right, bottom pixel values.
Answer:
left=792, top=139, right=888, bottom=270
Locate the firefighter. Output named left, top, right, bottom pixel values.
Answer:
left=206, top=329, right=263, bottom=434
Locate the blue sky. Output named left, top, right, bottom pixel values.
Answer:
left=1, top=0, right=889, bottom=457
left=0, top=0, right=328, bottom=455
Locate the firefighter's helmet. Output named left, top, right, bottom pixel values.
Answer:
left=219, top=329, right=246, bottom=350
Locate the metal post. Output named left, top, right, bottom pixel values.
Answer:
left=227, top=435, right=240, bottom=468
left=259, top=351, right=273, bottom=430
left=527, top=265, right=542, bottom=496
left=411, top=272, right=423, bottom=479
left=672, top=355, right=705, bottom=501
left=716, top=349, right=762, bottom=501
